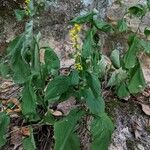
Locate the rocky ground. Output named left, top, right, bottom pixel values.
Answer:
left=0, top=0, right=150, bottom=150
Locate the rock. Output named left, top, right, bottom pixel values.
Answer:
left=107, top=4, right=125, bottom=22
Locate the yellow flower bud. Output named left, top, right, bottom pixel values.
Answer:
left=75, top=63, right=83, bottom=71
left=74, top=24, right=81, bottom=32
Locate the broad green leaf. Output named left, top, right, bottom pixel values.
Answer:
left=12, top=54, right=31, bottom=84
left=24, top=21, right=33, bottom=47
left=107, top=71, right=118, bottom=87
left=23, top=127, right=36, bottom=150
left=31, top=33, right=41, bottom=73
left=117, top=82, right=130, bottom=98
left=128, top=63, right=146, bottom=94
left=110, top=49, right=120, bottom=69
left=0, top=62, right=9, bottom=77
left=44, top=47, right=60, bottom=74
left=124, top=35, right=140, bottom=69
left=91, top=113, right=114, bottom=150
left=70, top=11, right=96, bottom=24
left=22, top=80, right=39, bottom=121
left=140, top=39, right=150, bottom=54
left=99, top=55, right=108, bottom=78
left=128, top=4, right=146, bottom=17
left=144, top=27, right=150, bottom=37
left=82, top=28, right=96, bottom=58
left=117, top=19, right=128, bottom=32
left=54, top=109, right=84, bottom=150
left=0, top=113, right=10, bottom=148
left=7, top=34, right=31, bottom=84
left=85, top=72, right=101, bottom=98
left=7, top=35, right=23, bottom=56
left=14, top=9, right=26, bottom=21
left=69, top=70, right=79, bottom=85
left=45, top=76, right=70, bottom=102
left=82, top=89, right=105, bottom=115
left=93, top=19, right=113, bottom=32
left=107, top=68, right=127, bottom=87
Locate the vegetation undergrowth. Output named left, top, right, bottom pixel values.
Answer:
left=0, top=0, right=150, bottom=149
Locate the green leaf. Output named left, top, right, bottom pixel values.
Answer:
left=44, top=47, right=60, bottom=74
left=117, top=19, right=128, bottom=32
left=128, top=63, right=146, bottom=94
left=93, top=19, right=113, bottom=32
left=7, top=35, right=31, bottom=84
left=82, top=28, right=96, bottom=58
left=7, top=35, right=23, bottom=56
left=12, top=55, right=31, bottom=84
left=14, top=9, right=26, bottom=21
left=32, top=33, right=41, bottom=73
left=42, top=110, right=57, bottom=125
left=85, top=72, right=101, bottom=98
left=147, top=0, right=150, bottom=10
left=91, top=113, right=114, bottom=150
left=0, top=62, right=9, bottom=77
left=117, top=82, right=130, bottom=98
left=22, top=80, right=39, bottom=121
left=70, top=11, right=96, bottom=24
left=107, top=68, right=127, bottom=87
left=144, top=27, right=150, bottom=37
left=140, top=39, right=150, bottom=54
left=24, top=21, right=33, bottom=47
left=45, top=76, right=70, bottom=102
left=69, top=70, right=79, bottom=85
left=54, top=109, right=84, bottom=150
left=23, top=127, right=36, bottom=150
left=110, top=49, right=120, bottom=69
left=99, top=55, right=108, bottom=78
left=124, top=35, right=140, bottom=69
left=128, top=4, right=146, bottom=17
left=0, top=113, right=10, bottom=148
left=82, top=89, right=105, bottom=115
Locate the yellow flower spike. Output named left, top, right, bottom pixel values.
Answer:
left=25, top=0, right=30, bottom=4
left=74, top=24, right=81, bottom=32
left=25, top=0, right=30, bottom=5
left=24, top=0, right=31, bottom=15
left=75, top=63, right=83, bottom=71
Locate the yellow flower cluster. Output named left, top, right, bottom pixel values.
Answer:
left=69, top=24, right=83, bottom=71
left=75, top=63, right=83, bottom=71
left=25, top=0, right=30, bottom=4
left=69, top=24, right=81, bottom=49
left=24, top=0, right=31, bottom=15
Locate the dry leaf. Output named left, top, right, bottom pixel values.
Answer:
left=141, top=104, right=150, bottom=116
left=57, top=97, right=76, bottom=115
left=21, top=127, right=30, bottom=136
left=10, top=126, right=22, bottom=149
left=52, top=110, right=63, bottom=116
left=5, top=98, right=21, bottom=114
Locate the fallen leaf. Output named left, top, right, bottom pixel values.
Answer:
left=21, top=127, right=30, bottom=136
left=141, top=104, right=150, bottom=116
left=52, top=110, right=63, bottom=116
left=10, top=126, right=22, bottom=149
